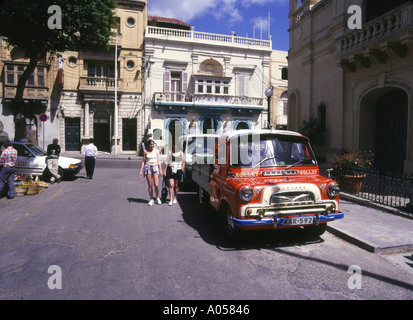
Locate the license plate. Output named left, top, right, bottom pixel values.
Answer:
left=282, top=216, right=314, bottom=226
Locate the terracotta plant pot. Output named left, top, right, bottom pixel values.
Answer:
left=339, top=174, right=366, bottom=193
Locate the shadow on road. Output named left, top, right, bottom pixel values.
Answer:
left=177, top=193, right=324, bottom=251
left=127, top=197, right=151, bottom=204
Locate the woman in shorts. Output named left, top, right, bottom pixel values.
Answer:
left=164, top=144, right=185, bottom=206
left=139, top=140, right=163, bottom=205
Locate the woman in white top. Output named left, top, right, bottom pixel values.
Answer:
left=139, top=140, right=163, bottom=206
left=164, top=144, right=185, bottom=206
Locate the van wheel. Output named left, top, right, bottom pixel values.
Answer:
left=223, top=206, right=240, bottom=241
left=198, top=186, right=209, bottom=207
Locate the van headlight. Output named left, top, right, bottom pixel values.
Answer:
left=327, top=183, right=340, bottom=198
left=239, top=186, right=254, bottom=202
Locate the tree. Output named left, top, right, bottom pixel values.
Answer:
left=0, top=0, right=118, bottom=141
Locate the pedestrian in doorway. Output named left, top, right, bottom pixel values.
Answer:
left=46, top=138, right=61, bottom=184
left=164, top=144, right=185, bottom=206
left=139, top=139, right=163, bottom=206
left=83, top=138, right=98, bottom=179
left=0, top=140, right=17, bottom=199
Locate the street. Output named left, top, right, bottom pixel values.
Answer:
left=1, top=159, right=413, bottom=301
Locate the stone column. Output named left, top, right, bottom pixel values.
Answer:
left=84, top=101, right=90, bottom=139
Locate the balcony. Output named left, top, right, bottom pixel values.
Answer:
left=153, top=92, right=264, bottom=114
left=3, top=86, right=49, bottom=102
left=337, top=2, right=413, bottom=72
left=79, top=76, right=124, bottom=92
left=145, top=26, right=272, bottom=49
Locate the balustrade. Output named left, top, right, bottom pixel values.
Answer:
left=146, top=26, right=271, bottom=48
left=79, top=77, right=123, bottom=91
left=338, top=2, right=412, bottom=56
left=154, top=92, right=263, bottom=107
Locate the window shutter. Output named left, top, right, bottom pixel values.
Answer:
left=181, top=72, right=188, bottom=92
left=238, top=75, right=249, bottom=96
left=163, top=71, right=171, bottom=92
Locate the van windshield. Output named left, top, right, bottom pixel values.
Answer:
left=230, top=134, right=317, bottom=168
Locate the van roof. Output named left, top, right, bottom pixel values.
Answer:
left=179, top=134, right=221, bottom=140
left=222, top=129, right=306, bottom=139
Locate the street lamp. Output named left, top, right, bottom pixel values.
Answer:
left=265, top=86, right=274, bottom=129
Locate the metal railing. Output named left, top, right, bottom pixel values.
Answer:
left=319, top=163, right=413, bottom=213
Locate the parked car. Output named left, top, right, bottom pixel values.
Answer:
left=11, top=141, right=82, bottom=181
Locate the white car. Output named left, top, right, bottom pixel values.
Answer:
left=11, top=141, right=82, bottom=181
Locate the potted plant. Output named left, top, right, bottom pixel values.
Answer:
left=331, top=150, right=374, bottom=193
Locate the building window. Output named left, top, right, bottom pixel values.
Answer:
left=68, top=57, right=77, bottom=67
left=195, top=78, right=230, bottom=95
left=88, top=63, right=115, bottom=78
left=163, top=71, right=188, bottom=100
left=281, top=67, right=288, bottom=80
left=126, top=17, right=135, bottom=27
left=126, top=60, right=135, bottom=70
left=5, top=64, right=47, bottom=87
left=317, top=103, right=327, bottom=131
left=6, top=65, right=15, bottom=84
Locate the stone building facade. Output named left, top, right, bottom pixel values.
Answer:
left=288, top=0, right=413, bottom=173
left=143, top=17, right=287, bottom=154
left=58, top=0, right=147, bottom=154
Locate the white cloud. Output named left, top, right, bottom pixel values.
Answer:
left=148, top=0, right=289, bottom=26
left=148, top=0, right=218, bottom=22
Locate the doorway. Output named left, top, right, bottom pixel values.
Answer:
left=375, top=88, right=408, bottom=172
left=93, top=110, right=111, bottom=152
left=122, top=118, right=137, bottom=151
left=65, top=117, right=80, bottom=151
left=203, top=117, right=218, bottom=134
left=360, top=87, right=408, bottom=172
left=168, top=119, right=184, bottom=148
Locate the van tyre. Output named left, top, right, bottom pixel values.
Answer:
left=198, top=186, right=209, bottom=207
left=223, top=206, right=240, bottom=241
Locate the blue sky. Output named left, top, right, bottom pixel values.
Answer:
left=148, top=0, right=290, bottom=51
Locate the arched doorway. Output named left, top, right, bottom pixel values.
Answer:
left=165, top=118, right=186, bottom=154
left=203, top=117, right=217, bottom=134
left=93, top=110, right=111, bottom=152
left=235, top=121, right=250, bottom=130
left=360, top=87, right=408, bottom=172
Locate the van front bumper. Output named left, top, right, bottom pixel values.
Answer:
left=232, top=212, right=344, bottom=229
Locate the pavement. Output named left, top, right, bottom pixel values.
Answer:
left=62, top=151, right=413, bottom=254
